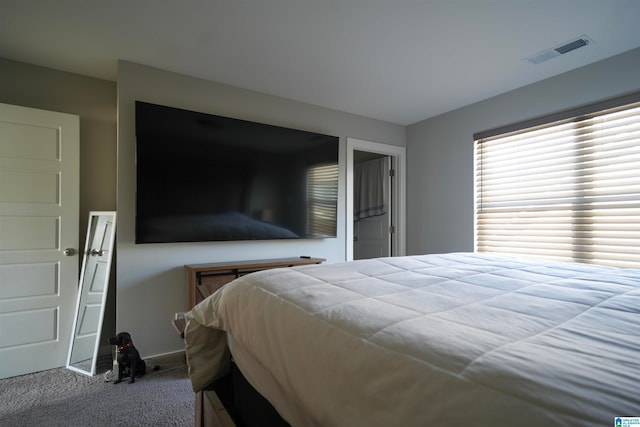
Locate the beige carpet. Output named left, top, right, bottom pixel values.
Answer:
left=0, top=362, right=194, bottom=426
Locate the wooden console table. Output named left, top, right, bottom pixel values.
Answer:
left=184, top=257, right=325, bottom=311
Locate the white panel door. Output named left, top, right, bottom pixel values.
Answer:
left=354, top=213, right=391, bottom=259
left=0, top=103, right=79, bottom=379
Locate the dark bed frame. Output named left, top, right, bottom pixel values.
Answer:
left=197, top=361, right=290, bottom=427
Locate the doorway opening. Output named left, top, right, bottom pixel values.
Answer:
left=353, top=152, right=391, bottom=260
left=346, top=138, right=406, bottom=261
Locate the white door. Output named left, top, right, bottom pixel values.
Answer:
left=0, top=103, right=79, bottom=379
left=354, top=214, right=391, bottom=259
left=354, top=156, right=391, bottom=260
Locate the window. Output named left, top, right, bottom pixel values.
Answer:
left=475, top=94, right=640, bottom=268
left=306, top=163, right=338, bottom=237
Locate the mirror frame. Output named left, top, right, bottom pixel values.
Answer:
left=66, top=211, right=116, bottom=376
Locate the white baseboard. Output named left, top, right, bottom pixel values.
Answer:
left=110, top=349, right=186, bottom=369
left=144, top=349, right=186, bottom=368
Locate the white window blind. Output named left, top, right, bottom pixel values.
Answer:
left=306, top=163, right=338, bottom=237
left=475, top=98, right=640, bottom=268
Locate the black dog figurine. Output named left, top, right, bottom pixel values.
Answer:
left=108, top=332, right=146, bottom=384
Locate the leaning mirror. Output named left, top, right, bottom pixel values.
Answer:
left=66, top=211, right=116, bottom=376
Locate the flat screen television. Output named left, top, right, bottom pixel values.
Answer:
left=135, top=101, right=339, bottom=244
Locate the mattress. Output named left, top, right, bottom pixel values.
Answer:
left=184, top=252, right=640, bottom=426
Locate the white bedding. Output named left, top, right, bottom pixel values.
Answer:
left=184, top=252, right=640, bottom=426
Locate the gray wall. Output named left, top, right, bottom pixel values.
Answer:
left=0, top=57, right=118, bottom=342
left=116, top=61, right=406, bottom=358
left=406, top=47, right=640, bottom=256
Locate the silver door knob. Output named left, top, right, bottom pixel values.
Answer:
left=63, top=248, right=77, bottom=256
left=90, top=249, right=104, bottom=257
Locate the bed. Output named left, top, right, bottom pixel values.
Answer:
left=184, top=252, right=640, bottom=426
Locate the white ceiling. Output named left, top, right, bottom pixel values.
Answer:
left=2, top=0, right=640, bottom=125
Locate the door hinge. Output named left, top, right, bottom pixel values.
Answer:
left=389, top=169, right=395, bottom=177
left=389, top=225, right=395, bottom=234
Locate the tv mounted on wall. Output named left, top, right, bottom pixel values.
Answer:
left=135, top=101, right=339, bottom=244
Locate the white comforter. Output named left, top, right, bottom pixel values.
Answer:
left=184, top=252, right=640, bottom=426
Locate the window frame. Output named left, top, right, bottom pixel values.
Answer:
left=474, top=91, right=640, bottom=268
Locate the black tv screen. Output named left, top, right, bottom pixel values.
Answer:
left=135, top=101, right=339, bottom=244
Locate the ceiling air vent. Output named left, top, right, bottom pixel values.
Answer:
left=526, top=35, right=594, bottom=65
